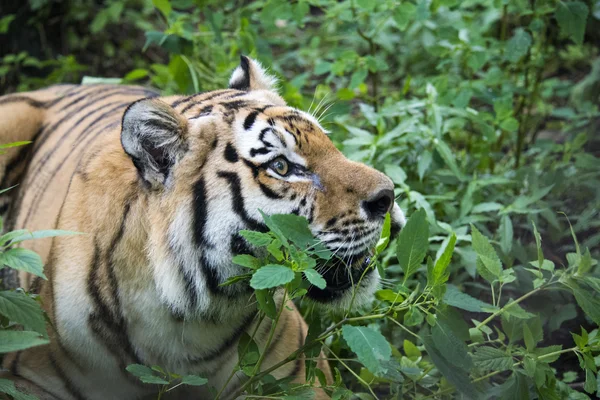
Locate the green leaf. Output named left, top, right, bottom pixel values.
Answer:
left=303, top=269, right=326, bottom=290
left=375, top=213, right=391, bottom=255
left=239, top=230, right=272, bottom=247
left=430, top=233, right=456, bottom=286
left=0, top=378, right=37, bottom=400
left=422, top=335, right=480, bottom=399
left=584, top=369, right=597, bottom=394
left=531, top=221, right=544, bottom=270
left=397, top=208, right=429, bottom=282
left=0, top=15, right=15, bottom=34
left=393, top=2, right=416, bottom=30
left=435, top=141, right=462, bottom=179
left=250, top=265, right=295, bottom=290
left=499, top=214, right=513, bottom=254
left=264, top=213, right=331, bottom=259
left=523, top=324, right=535, bottom=352
left=126, top=364, right=169, bottom=384
left=569, top=282, right=600, bottom=325
left=0, top=330, right=49, bottom=353
left=503, top=300, right=535, bottom=320
left=432, top=320, right=472, bottom=371
left=0, top=248, right=46, bottom=279
left=417, top=151, right=432, bottom=180
left=342, top=325, right=391, bottom=377
left=4, top=230, right=80, bottom=246
left=555, top=1, right=589, bottom=45
left=232, top=254, right=262, bottom=270
left=152, top=0, right=172, bottom=17
left=472, top=346, right=513, bottom=372
left=471, top=225, right=502, bottom=282
left=0, top=290, right=47, bottom=336
left=505, top=28, right=532, bottom=63
left=443, top=285, right=495, bottom=313
left=123, top=69, right=148, bottom=81
left=403, top=339, right=421, bottom=360
left=267, top=239, right=284, bottom=261
left=404, top=306, right=424, bottom=327
left=375, top=289, right=403, bottom=304
left=255, top=289, right=277, bottom=319
left=181, top=375, right=208, bottom=386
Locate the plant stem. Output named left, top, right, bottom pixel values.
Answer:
left=387, top=317, right=421, bottom=340
left=476, top=283, right=553, bottom=330
left=422, top=346, right=577, bottom=399
left=324, top=344, right=380, bottom=400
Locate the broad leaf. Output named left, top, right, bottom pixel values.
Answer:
left=397, top=208, right=429, bottom=282
left=0, top=290, right=47, bottom=336
left=250, top=265, right=295, bottom=289
left=506, top=28, right=532, bottom=63
left=555, top=1, right=589, bottom=45
left=432, top=320, right=472, bottom=371
left=232, top=254, right=262, bottom=270
left=303, top=269, right=326, bottom=290
left=471, top=225, right=502, bottom=282
left=255, top=289, right=277, bottom=319
left=0, top=378, right=37, bottom=400
left=472, top=346, right=513, bottom=372
left=0, top=330, right=49, bottom=353
left=499, top=215, right=513, bottom=254
left=430, top=233, right=456, bottom=286
left=0, top=248, right=46, bottom=279
left=181, top=375, right=208, bottom=386
left=443, top=285, right=495, bottom=313
left=126, top=364, right=169, bottom=384
left=342, top=325, right=391, bottom=377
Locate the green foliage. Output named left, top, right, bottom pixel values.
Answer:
left=2, top=0, right=600, bottom=398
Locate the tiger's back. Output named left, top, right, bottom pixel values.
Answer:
left=0, top=84, right=159, bottom=289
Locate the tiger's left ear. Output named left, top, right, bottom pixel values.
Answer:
left=229, top=55, right=278, bottom=92
left=121, top=98, right=188, bottom=189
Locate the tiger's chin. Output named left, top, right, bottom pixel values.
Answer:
left=306, top=254, right=380, bottom=309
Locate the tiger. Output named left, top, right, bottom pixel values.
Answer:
left=0, top=56, right=405, bottom=400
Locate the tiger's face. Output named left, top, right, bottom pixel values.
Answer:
left=121, top=57, right=405, bottom=315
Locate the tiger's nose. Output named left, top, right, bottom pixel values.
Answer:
left=362, top=188, right=394, bottom=220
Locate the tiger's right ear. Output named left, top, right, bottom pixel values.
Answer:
left=121, top=98, right=188, bottom=189
left=229, top=56, right=278, bottom=92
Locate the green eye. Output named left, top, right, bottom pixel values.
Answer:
left=270, top=157, right=290, bottom=176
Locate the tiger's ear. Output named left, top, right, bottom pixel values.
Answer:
left=229, top=55, right=278, bottom=92
left=121, top=98, right=188, bottom=189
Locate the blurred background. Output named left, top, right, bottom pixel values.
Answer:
left=1, top=0, right=599, bottom=397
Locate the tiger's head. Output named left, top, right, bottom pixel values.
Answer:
left=120, top=57, right=405, bottom=316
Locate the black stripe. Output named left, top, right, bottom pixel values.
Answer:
left=229, top=55, right=251, bottom=90
left=48, top=353, right=87, bottom=400
left=10, top=351, right=21, bottom=375
left=216, top=171, right=268, bottom=233
left=258, top=182, right=283, bottom=199
left=200, top=253, right=223, bottom=297
left=243, top=111, right=259, bottom=130
left=189, top=105, right=213, bottom=119
left=258, top=128, right=274, bottom=148
left=87, top=204, right=142, bottom=372
left=230, top=233, right=253, bottom=256
left=190, top=311, right=257, bottom=363
left=221, top=100, right=249, bottom=110
left=0, top=95, right=48, bottom=108
left=192, top=177, right=212, bottom=249
left=249, top=147, right=270, bottom=158
left=224, top=143, right=239, bottom=163
left=175, top=89, right=238, bottom=111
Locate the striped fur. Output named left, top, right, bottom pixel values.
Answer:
left=0, top=57, right=405, bottom=399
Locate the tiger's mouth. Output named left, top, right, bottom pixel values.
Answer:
left=306, top=251, right=374, bottom=302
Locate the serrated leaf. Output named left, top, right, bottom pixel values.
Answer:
left=0, top=291, right=47, bottom=336
left=523, top=324, right=535, bottom=352
left=417, top=151, right=432, bottom=180
left=506, top=28, right=532, bottom=62
left=0, top=330, right=49, bottom=353
left=472, top=346, right=513, bottom=372
left=471, top=225, right=502, bottom=282
left=232, top=254, right=262, bottom=269
left=404, top=306, right=424, bottom=327
left=240, top=230, right=272, bottom=247
left=250, top=265, right=295, bottom=289
left=397, top=208, right=429, bottom=283
left=403, top=339, right=421, bottom=360
left=555, top=1, right=589, bottom=45
left=432, top=320, right=472, bottom=371
left=422, top=335, right=480, bottom=399
left=393, top=2, right=416, bottom=30
left=503, top=300, right=535, bottom=320
left=443, top=285, right=495, bottom=313
left=430, top=233, right=456, bottom=286
left=303, top=268, right=326, bottom=289
left=0, top=248, right=46, bottom=279
left=342, top=325, right=391, bottom=377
